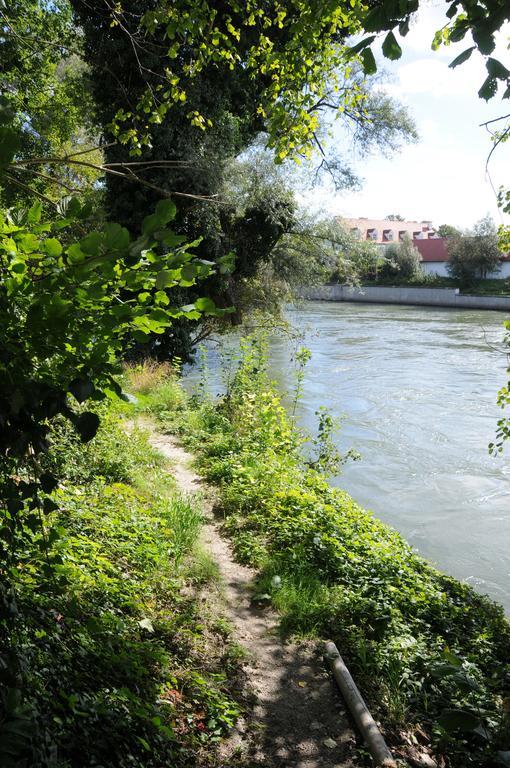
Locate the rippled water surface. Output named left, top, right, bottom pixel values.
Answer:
left=188, top=301, right=510, bottom=610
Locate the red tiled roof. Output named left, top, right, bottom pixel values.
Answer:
left=413, top=237, right=510, bottom=262
left=413, top=238, right=448, bottom=262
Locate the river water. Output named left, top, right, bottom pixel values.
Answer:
left=187, top=301, right=510, bottom=611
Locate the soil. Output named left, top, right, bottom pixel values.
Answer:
left=147, top=428, right=358, bottom=768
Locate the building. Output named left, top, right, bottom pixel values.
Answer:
left=339, top=216, right=510, bottom=278
left=339, top=216, right=437, bottom=244
left=414, top=238, right=510, bottom=278
left=413, top=238, right=449, bottom=277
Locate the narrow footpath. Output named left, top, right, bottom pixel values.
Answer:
left=148, top=427, right=358, bottom=768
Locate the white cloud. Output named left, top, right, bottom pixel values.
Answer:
left=394, top=57, right=483, bottom=97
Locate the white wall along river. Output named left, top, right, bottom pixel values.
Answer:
left=185, top=301, right=510, bottom=612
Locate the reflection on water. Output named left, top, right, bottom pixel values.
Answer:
left=186, top=301, right=510, bottom=611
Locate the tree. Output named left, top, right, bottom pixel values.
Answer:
left=447, top=215, right=502, bottom=284
left=385, top=214, right=405, bottom=221
left=67, top=0, right=418, bottom=356
left=380, top=234, right=421, bottom=280
left=437, top=223, right=461, bottom=238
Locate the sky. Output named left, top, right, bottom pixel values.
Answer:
left=300, top=3, right=510, bottom=230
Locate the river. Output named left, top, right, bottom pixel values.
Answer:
left=187, top=301, right=510, bottom=611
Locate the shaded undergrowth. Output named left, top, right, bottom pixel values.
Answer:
left=126, top=343, right=510, bottom=768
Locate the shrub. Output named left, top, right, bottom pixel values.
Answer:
left=380, top=234, right=422, bottom=280
left=141, top=337, right=510, bottom=768
left=447, top=216, right=502, bottom=285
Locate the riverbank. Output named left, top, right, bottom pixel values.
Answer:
left=132, top=345, right=510, bottom=768
left=302, top=284, right=510, bottom=310
left=145, top=423, right=358, bottom=768
left=6, top=405, right=245, bottom=768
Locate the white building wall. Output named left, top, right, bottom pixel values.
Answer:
left=421, top=261, right=510, bottom=279
left=421, top=262, right=449, bottom=277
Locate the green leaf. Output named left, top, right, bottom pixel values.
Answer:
left=360, top=48, right=377, bottom=75
left=363, top=5, right=394, bottom=32
left=155, top=198, right=177, bottom=223
left=155, top=269, right=176, bottom=289
left=67, top=243, right=86, bottom=263
left=180, top=263, right=198, bottom=281
left=446, top=3, right=459, bottom=19
left=472, top=26, right=495, bottom=55
left=155, top=290, right=169, bottom=305
left=79, top=231, right=102, bottom=256
left=161, top=231, right=185, bottom=248
left=27, top=201, right=42, bottom=224
left=437, top=709, right=482, bottom=734
left=347, top=35, right=376, bottom=56
left=382, top=31, right=402, bottom=61
left=449, top=46, right=475, bottom=68
left=398, top=18, right=410, bottom=36
left=19, top=233, right=39, bottom=253
left=194, top=297, right=216, bottom=313
left=486, top=58, right=510, bottom=80
left=104, top=222, right=130, bottom=251
left=138, top=617, right=154, bottom=632
left=478, top=75, right=498, bottom=101
left=43, top=238, right=63, bottom=257
left=65, top=197, right=82, bottom=218
left=74, top=412, right=100, bottom=442
left=142, top=212, right=160, bottom=236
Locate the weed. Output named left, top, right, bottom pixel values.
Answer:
left=124, top=360, right=176, bottom=395
left=6, top=404, right=241, bottom=768
left=187, top=546, right=221, bottom=586
left=134, top=334, right=510, bottom=768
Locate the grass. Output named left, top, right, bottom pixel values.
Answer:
left=124, top=349, right=510, bottom=768
left=4, top=402, right=243, bottom=768
left=123, top=359, right=177, bottom=395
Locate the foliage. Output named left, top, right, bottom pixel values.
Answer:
left=438, top=223, right=462, bottom=239
left=0, top=196, right=229, bottom=759
left=447, top=215, right=502, bottom=285
left=354, top=0, right=510, bottom=102
left=137, top=341, right=510, bottom=768
left=498, top=186, right=510, bottom=252
left=70, top=3, right=417, bottom=353
left=68, top=0, right=509, bottom=161
left=490, top=319, right=510, bottom=456
left=295, top=218, right=380, bottom=284
left=0, top=1, right=102, bottom=209
left=1, top=406, right=241, bottom=767
left=380, top=234, right=422, bottom=280
left=0, top=196, right=222, bottom=504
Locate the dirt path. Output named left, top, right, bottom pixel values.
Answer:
left=148, top=428, right=357, bottom=768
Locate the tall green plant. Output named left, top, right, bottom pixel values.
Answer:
left=0, top=195, right=228, bottom=730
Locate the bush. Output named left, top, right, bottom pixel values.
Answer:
left=447, top=216, right=502, bottom=285
left=142, top=337, right=510, bottom=768
left=2, top=405, right=241, bottom=768
left=380, top=234, right=422, bottom=280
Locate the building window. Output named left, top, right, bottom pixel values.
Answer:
left=350, top=227, right=361, bottom=239
left=383, top=229, right=393, bottom=242
left=367, top=228, right=378, bottom=240
left=398, top=230, right=406, bottom=241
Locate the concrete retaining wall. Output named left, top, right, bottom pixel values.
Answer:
left=301, top=285, right=510, bottom=311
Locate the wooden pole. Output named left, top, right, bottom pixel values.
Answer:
left=324, top=641, right=397, bottom=768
